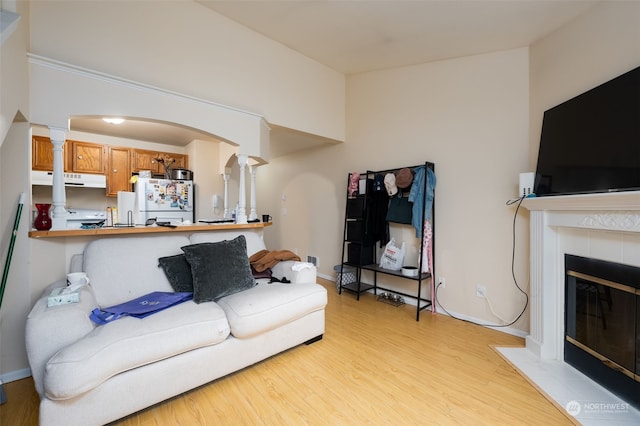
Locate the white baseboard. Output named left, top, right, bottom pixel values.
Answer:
left=325, top=275, right=528, bottom=339
left=0, top=368, right=31, bottom=383
left=317, top=272, right=333, bottom=281
left=434, top=303, right=528, bottom=338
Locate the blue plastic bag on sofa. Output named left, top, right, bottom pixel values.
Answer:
left=90, top=291, right=193, bottom=325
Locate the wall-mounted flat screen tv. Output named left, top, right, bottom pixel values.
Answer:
left=534, top=66, right=640, bottom=196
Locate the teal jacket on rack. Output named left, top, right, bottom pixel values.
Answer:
left=408, top=166, right=436, bottom=237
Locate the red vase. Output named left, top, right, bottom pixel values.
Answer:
left=34, top=203, right=52, bottom=230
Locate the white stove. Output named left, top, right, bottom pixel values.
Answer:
left=66, top=208, right=107, bottom=229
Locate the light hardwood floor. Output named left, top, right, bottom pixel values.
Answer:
left=0, top=279, right=575, bottom=425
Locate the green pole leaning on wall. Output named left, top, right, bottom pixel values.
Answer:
left=0, top=192, right=25, bottom=404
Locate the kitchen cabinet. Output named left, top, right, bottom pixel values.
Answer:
left=68, top=140, right=105, bottom=174
left=107, top=146, right=131, bottom=197
left=132, top=149, right=162, bottom=174
left=132, top=149, right=188, bottom=175
left=32, top=137, right=188, bottom=196
left=32, top=137, right=104, bottom=173
left=155, top=152, right=188, bottom=176
left=32, top=136, right=66, bottom=171
left=165, top=153, right=188, bottom=170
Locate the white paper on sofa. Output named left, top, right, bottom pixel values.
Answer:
left=47, top=287, right=80, bottom=307
left=291, top=262, right=314, bottom=271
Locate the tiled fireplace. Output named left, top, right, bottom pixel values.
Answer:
left=499, top=191, right=640, bottom=424
left=523, top=191, right=640, bottom=361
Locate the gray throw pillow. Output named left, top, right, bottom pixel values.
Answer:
left=181, top=235, right=255, bottom=303
left=158, top=254, right=194, bottom=293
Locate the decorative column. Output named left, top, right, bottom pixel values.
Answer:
left=49, top=127, right=67, bottom=230
left=222, top=172, right=230, bottom=219
left=248, top=165, right=258, bottom=221
left=525, top=210, right=560, bottom=360
left=236, top=154, right=248, bottom=224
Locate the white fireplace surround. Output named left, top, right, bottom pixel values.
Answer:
left=522, top=190, right=640, bottom=361
left=494, top=191, right=640, bottom=423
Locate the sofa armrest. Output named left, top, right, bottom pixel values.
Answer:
left=271, top=261, right=317, bottom=284
left=26, top=280, right=98, bottom=397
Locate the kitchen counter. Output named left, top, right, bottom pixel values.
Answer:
left=28, top=221, right=271, bottom=238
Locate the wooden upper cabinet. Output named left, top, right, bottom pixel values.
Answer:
left=132, top=149, right=161, bottom=173
left=132, top=149, right=189, bottom=175
left=106, top=146, right=132, bottom=197
left=170, top=153, right=188, bottom=170
left=68, top=140, right=105, bottom=174
left=32, top=136, right=64, bottom=171
left=32, top=137, right=188, bottom=196
left=157, top=152, right=188, bottom=172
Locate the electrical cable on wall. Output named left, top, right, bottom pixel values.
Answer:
left=435, top=194, right=529, bottom=328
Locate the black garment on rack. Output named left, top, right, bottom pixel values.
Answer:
left=366, top=178, right=390, bottom=246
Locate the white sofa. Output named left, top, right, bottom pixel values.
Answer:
left=25, top=230, right=327, bottom=426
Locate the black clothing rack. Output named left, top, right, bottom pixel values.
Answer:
left=338, top=162, right=435, bottom=321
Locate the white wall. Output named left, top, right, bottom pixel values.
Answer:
left=0, top=0, right=31, bottom=382
left=529, top=1, right=640, bottom=171
left=259, top=48, right=532, bottom=331
left=0, top=0, right=29, bottom=144
left=28, top=0, right=345, bottom=142
left=0, top=122, right=32, bottom=380
left=186, top=139, right=225, bottom=220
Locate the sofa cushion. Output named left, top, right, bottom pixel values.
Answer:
left=158, top=254, right=193, bottom=292
left=216, top=282, right=327, bottom=339
left=83, top=235, right=191, bottom=307
left=189, top=230, right=267, bottom=257
left=44, top=301, right=229, bottom=400
left=181, top=236, right=256, bottom=303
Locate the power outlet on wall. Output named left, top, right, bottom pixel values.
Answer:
left=476, top=284, right=487, bottom=298
left=438, top=277, right=446, bottom=288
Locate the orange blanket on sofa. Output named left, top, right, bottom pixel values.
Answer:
left=249, top=250, right=301, bottom=272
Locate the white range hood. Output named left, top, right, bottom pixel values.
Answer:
left=31, top=170, right=107, bottom=188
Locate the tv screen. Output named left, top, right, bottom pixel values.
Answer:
left=534, top=66, right=640, bottom=196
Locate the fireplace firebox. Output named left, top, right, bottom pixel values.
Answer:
left=565, top=254, right=640, bottom=408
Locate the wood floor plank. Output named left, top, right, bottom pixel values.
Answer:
left=0, top=278, right=573, bottom=425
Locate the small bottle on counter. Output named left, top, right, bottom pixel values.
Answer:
left=106, top=207, right=113, bottom=227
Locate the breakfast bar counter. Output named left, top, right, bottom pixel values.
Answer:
left=28, top=222, right=271, bottom=239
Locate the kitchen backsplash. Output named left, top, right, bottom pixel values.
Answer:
left=32, top=186, right=116, bottom=213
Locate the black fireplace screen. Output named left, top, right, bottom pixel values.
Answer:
left=565, top=254, right=640, bottom=408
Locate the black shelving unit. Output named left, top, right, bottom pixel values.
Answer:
left=338, top=176, right=375, bottom=297
left=338, top=162, right=435, bottom=321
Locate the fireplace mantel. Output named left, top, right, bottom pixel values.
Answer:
left=522, top=190, right=640, bottom=361
left=498, top=191, right=640, bottom=420
left=523, top=190, right=640, bottom=212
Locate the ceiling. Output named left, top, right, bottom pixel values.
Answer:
left=70, top=0, right=599, bottom=156
left=71, top=117, right=221, bottom=146
left=199, top=0, right=598, bottom=75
